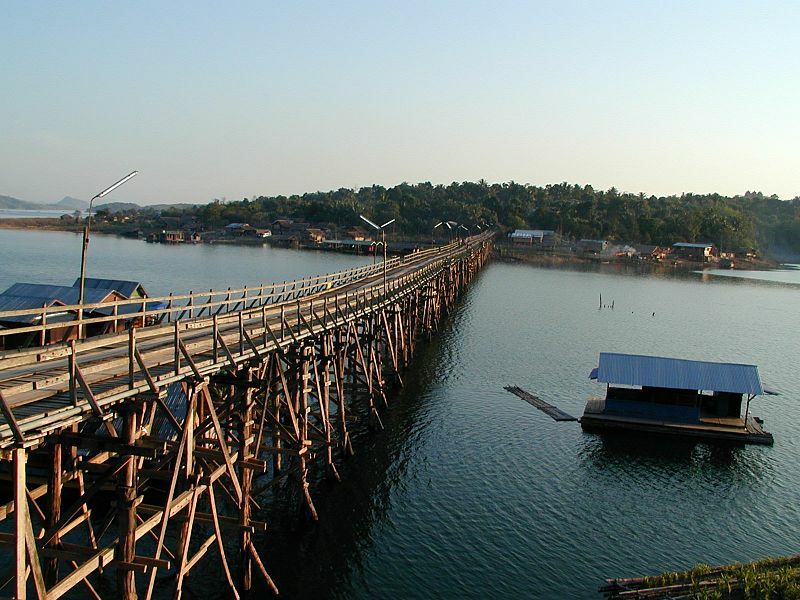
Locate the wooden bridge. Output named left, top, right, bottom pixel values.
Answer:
left=0, top=232, right=493, bottom=599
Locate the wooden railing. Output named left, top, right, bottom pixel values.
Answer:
left=0, top=234, right=494, bottom=447
left=0, top=239, right=461, bottom=349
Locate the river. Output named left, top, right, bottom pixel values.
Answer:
left=1, top=229, right=799, bottom=598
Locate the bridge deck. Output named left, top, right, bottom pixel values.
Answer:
left=0, top=235, right=491, bottom=451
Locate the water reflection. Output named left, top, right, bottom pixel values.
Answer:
left=578, top=432, right=767, bottom=486
left=242, top=326, right=454, bottom=599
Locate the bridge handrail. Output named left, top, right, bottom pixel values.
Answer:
left=0, top=238, right=464, bottom=344
left=0, top=233, right=493, bottom=448
left=0, top=235, right=491, bottom=365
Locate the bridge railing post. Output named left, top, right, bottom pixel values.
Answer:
left=69, top=340, right=77, bottom=406
left=128, top=327, right=136, bottom=389
left=40, top=302, right=47, bottom=346
left=239, top=311, right=244, bottom=355
left=174, top=320, right=181, bottom=376
left=213, top=314, right=219, bottom=362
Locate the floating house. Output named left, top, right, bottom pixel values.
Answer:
left=581, top=352, right=774, bottom=444
left=578, top=239, right=609, bottom=255
left=672, top=242, right=717, bottom=262
left=509, top=229, right=557, bottom=248
left=0, top=279, right=162, bottom=350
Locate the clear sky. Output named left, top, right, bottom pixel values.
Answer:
left=2, top=0, right=798, bottom=205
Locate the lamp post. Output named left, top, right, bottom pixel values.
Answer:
left=458, top=224, right=469, bottom=240
left=432, top=221, right=444, bottom=247
left=78, top=171, right=138, bottom=338
left=445, top=221, right=455, bottom=243
left=359, top=215, right=396, bottom=295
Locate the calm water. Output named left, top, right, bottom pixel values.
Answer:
left=0, top=229, right=372, bottom=294
left=2, top=230, right=799, bottom=599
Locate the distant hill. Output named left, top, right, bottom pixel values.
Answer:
left=2, top=194, right=207, bottom=214
left=56, top=196, right=89, bottom=210
left=95, top=202, right=141, bottom=213
left=95, top=201, right=201, bottom=213
left=0, top=195, right=40, bottom=210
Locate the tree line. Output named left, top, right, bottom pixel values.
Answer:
left=162, top=182, right=800, bottom=258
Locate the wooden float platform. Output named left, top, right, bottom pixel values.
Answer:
left=581, top=397, right=774, bottom=445
left=504, top=386, right=577, bottom=421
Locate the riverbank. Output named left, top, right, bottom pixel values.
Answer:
left=0, top=218, right=782, bottom=271
left=494, top=245, right=779, bottom=272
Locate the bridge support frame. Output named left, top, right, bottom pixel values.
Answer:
left=0, top=237, right=493, bottom=599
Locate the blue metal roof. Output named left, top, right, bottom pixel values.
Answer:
left=0, top=295, right=63, bottom=323
left=0, top=283, right=123, bottom=324
left=673, top=242, right=714, bottom=248
left=73, top=278, right=148, bottom=298
left=1, top=283, right=113, bottom=306
left=591, top=352, right=764, bottom=396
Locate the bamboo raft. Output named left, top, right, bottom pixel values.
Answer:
left=504, top=386, right=577, bottom=421
left=0, top=232, right=494, bottom=599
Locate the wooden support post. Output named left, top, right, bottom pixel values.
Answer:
left=116, top=404, right=140, bottom=600
left=298, top=344, right=318, bottom=520
left=45, top=441, right=62, bottom=586
left=14, top=447, right=27, bottom=600
left=239, top=371, right=254, bottom=591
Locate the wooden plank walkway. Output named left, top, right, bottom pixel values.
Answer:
left=504, top=386, right=577, bottom=421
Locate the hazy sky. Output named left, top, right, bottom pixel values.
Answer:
left=2, top=1, right=798, bottom=205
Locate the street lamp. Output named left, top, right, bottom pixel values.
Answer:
left=78, top=170, right=138, bottom=338
left=432, top=221, right=444, bottom=246
left=458, top=224, right=469, bottom=239
left=359, top=215, right=396, bottom=295
left=445, top=221, right=455, bottom=243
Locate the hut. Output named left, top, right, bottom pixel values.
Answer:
left=578, top=239, right=609, bottom=255
left=509, top=229, right=557, bottom=248
left=0, top=278, right=161, bottom=350
left=0, top=284, right=127, bottom=348
left=581, top=352, right=775, bottom=444
left=672, top=242, right=717, bottom=262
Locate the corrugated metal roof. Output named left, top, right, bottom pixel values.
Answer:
left=510, top=229, right=555, bottom=238
left=0, top=295, right=62, bottom=323
left=673, top=242, right=714, bottom=248
left=2, top=283, right=113, bottom=306
left=0, top=283, right=123, bottom=324
left=593, top=352, right=764, bottom=395
left=151, top=383, right=188, bottom=440
left=73, top=278, right=147, bottom=298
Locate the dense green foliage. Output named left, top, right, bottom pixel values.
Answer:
left=163, top=182, right=800, bottom=258
left=638, top=557, right=800, bottom=599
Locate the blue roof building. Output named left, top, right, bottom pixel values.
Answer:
left=582, top=352, right=774, bottom=444
left=73, top=278, right=148, bottom=299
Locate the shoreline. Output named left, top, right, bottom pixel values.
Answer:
left=493, top=245, right=779, bottom=272
left=0, top=218, right=784, bottom=271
